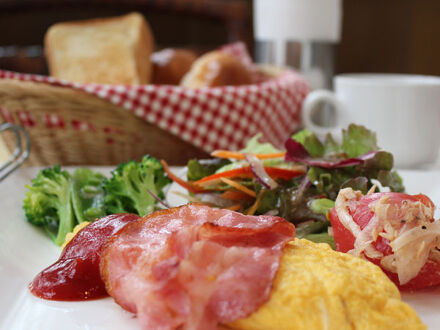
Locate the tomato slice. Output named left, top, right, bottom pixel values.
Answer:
left=329, top=207, right=355, bottom=253
left=329, top=192, right=439, bottom=290
left=368, top=258, right=440, bottom=291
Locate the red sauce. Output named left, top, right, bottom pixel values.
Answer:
left=29, top=213, right=140, bottom=301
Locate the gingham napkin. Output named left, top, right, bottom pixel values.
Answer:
left=0, top=44, right=309, bottom=152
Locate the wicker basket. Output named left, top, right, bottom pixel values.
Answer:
left=0, top=79, right=209, bottom=166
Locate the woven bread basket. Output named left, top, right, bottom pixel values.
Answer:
left=0, top=79, right=209, bottom=166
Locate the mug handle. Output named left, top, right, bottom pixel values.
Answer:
left=302, top=90, right=344, bottom=137
left=0, top=123, right=31, bottom=181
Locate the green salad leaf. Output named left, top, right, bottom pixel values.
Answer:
left=296, top=220, right=329, bottom=238
left=304, top=233, right=335, bottom=249
left=323, top=134, right=340, bottom=155
left=291, top=124, right=404, bottom=196
left=293, top=129, right=324, bottom=157
left=309, top=198, right=335, bottom=215
left=341, top=124, right=378, bottom=158
left=292, top=123, right=379, bottom=160
left=187, top=158, right=231, bottom=181
left=377, top=170, right=404, bottom=193
left=241, top=133, right=283, bottom=154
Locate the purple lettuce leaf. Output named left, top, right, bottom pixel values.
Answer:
left=284, top=138, right=377, bottom=168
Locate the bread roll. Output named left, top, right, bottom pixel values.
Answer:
left=151, top=48, right=197, bottom=85
left=45, top=12, right=154, bottom=85
left=181, top=51, right=253, bottom=88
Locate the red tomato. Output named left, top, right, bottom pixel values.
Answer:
left=329, top=192, right=439, bottom=291
left=369, top=258, right=440, bottom=291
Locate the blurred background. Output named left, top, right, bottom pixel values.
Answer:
left=1, top=0, right=440, bottom=80
left=0, top=0, right=439, bottom=168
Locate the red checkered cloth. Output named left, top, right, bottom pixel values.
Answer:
left=0, top=45, right=309, bottom=152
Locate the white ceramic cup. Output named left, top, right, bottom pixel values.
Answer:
left=302, top=74, right=440, bottom=168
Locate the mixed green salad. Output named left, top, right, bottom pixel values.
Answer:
left=23, top=124, right=403, bottom=249
left=163, top=124, right=404, bottom=248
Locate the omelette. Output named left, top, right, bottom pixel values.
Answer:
left=229, top=239, right=425, bottom=330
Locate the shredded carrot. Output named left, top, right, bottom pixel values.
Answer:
left=195, top=168, right=253, bottom=186
left=226, top=204, right=242, bottom=211
left=211, top=150, right=286, bottom=160
left=220, top=190, right=254, bottom=201
left=219, top=177, right=257, bottom=197
left=246, top=190, right=265, bottom=215
left=195, top=166, right=304, bottom=187
left=160, top=160, right=205, bottom=194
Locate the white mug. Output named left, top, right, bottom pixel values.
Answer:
left=302, top=74, right=440, bottom=168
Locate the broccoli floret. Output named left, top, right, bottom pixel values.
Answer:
left=22, top=156, right=171, bottom=246
left=22, top=165, right=75, bottom=246
left=104, top=155, right=171, bottom=216
left=71, top=168, right=106, bottom=223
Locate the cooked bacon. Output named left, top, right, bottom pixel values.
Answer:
left=100, top=204, right=295, bottom=330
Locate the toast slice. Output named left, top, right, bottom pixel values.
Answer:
left=45, top=12, right=154, bottom=85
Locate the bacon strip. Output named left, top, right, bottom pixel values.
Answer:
left=100, top=204, right=295, bottom=330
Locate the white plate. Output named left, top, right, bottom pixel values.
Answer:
left=1, top=167, right=439, bottom=330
